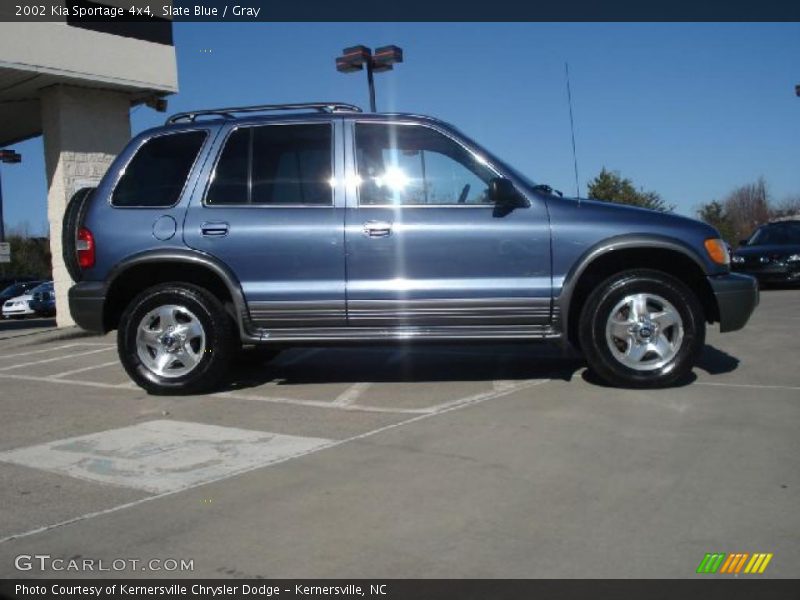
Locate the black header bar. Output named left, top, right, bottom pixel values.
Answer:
left=3, top=0, right=800, bottom=22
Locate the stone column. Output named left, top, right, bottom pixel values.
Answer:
left=40, top=85, right=131, bottom=327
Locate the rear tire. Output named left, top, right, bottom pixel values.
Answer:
left=118, top=283, right=236, bottom=395
left=61, top=187, right=95, bottom=282
left=579, top=269, right=705, bottom=388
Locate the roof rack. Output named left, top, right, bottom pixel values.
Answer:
left=165, top=102, right=363, bottom=125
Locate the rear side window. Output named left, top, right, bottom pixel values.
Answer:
left=206, top=123, right=332, bottom=206
left=111, top=131, right=207, bottom=207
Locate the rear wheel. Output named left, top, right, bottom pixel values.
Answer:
left=579, top=269, right=705, bottom=388
left=61, top=187, right=95, bottom=282
left=118, top=283, right=236, bottom=395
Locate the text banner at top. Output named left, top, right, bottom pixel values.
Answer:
left=2, top=0, right=800, bottom=22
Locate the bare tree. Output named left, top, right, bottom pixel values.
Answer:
left=723, top=177, right=771, bottom=241
left=770, top=194, right=800, bottom=220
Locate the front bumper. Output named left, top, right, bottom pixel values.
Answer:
left=732, top=263, right=800, bottom=284
left=708, top=273, right=759, bottom=333
left=68, top=282, right=106, bottom=332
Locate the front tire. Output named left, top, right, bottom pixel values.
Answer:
left=118, top=283, right=236, bottom=395
left=579, top=269, right=705, bottom=388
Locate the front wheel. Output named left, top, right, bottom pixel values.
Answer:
left=579, top=269, right=705, bottom=388
left=118, top=283, right=236, bottom=395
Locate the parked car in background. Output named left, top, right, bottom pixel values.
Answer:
left=2, top=291, right=36, bottom=319
left=0, top=276, right=37, bottom=291
left=0, top=280, right=43, bottom=309
left=29, top=281, right=56, bottom=317
left=731, top=219, right=800, bottom=285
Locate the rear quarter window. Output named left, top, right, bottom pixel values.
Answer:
left=111, top=130, right=207, bottom=207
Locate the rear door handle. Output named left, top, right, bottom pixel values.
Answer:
left=363, top=220, right=392, bottom=237
left=201, top=222, right=229, bottom=237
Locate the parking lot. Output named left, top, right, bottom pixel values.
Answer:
left=0, top=290, right=797, bottom=578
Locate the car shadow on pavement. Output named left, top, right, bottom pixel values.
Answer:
left=222, top=344, right=586, bottom=392
left=580, top=343, right=739, bottom=388
left=694, top=344, right=740, bottom=375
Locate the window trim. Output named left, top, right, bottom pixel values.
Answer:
left=109, top=129, right=209, bottom=210
left=202, top=121, right=336, bottom=209
left=352, top=120, right=512, bottom=209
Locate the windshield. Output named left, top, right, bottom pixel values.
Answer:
left=1, top=284, right=25, bottom=296
left=31, top=282, right=53, bottom=294
left=747, top=222, right=800, bottom=246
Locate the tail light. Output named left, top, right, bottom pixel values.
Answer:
left=76, top=227, right=95, bottom=269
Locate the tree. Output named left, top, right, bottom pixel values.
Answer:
left=770, top=194, right=800, bottom=220
left=587, top=168, right=673, bottom=212
left=722, top=177, right=770, bottom=241
left=696, top=200, right=736, bottom=245
left=0, top=226, right=52, bottom=280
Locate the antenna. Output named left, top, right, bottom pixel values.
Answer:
left=565, top=62, right=581, bottom=200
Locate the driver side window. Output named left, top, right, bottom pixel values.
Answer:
left=355, top=123, right=494, bottom=206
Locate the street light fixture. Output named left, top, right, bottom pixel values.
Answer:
left=336, top=45, right=403, bottom=112
left=0, top=149, right=22, bottom=243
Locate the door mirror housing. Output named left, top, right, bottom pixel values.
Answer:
left=488, top=177, right=523, bottom=207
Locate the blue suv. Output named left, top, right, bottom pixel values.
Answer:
left=64, top=102, right=758, bottom=394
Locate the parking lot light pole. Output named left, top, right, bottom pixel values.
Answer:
left=336, top=45, right=403, bottom=112
left=0, top=149, right=23, bottom=244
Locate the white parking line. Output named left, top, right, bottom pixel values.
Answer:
left=0, top=372, right=136, bottom=391
left=0, top=343, right=85, bottom=360
left=0, top=378, right=549, bottom=545
left=0, top=347, right=115, bottom=372
left=49, top=361, right=121, bottom=380
left=332, top=382, right=373, bottom=406
left=695, top=381, right=800, bottom=392
left=215, top=390, right=426, bottom=415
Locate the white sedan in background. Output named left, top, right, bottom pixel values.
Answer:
left=2, top=293, right=35, bottom=319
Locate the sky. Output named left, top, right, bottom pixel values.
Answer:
left=2, top=22, right=798, bottom=234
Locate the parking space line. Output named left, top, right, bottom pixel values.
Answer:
left=215, top=390, right=427, bottom=415
left=49, top=361, right=121, bottom=380
left=0, top=348, right=115, bottom=372
left=0, top=377, right=549, bottom=545
left=695, top=381, right=800, bottom=392
left=0, top=343, right=85, bottom=360
left=0, top=372, right=137, bottom=391
left=332, top=382, right=373, bottom=406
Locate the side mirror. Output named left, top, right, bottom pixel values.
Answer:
left=488, top=177, right=522, bottom=207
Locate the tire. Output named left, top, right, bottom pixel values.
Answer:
left=578, top=269, right=705, bottom=388
left=117, top=283, right=237, bottom=395
left=61, top=187, right=95, bottom=282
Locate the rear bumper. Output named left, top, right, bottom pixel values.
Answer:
left=68, top=282, right=106, bottom=332
left=708, top=273, right=759, bottom=333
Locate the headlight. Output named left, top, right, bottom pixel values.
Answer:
left=704, top=238, right=730, bottom=266
left=732, top=255, right=745, bottom=264
left=787, top=254, right=800, bottom=263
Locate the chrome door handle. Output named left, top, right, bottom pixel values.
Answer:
left=363, top=220, right=392, bottom=237
left=201, top=222, right=229, bottom=237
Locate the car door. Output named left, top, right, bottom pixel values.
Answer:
left=184, top=119, right=347, bottom=328
left=343, top=120, right=551, bottom=330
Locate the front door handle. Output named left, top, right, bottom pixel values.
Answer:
left=201, top=222, right=229, bottom=237
left=363, top=220, right=392, bottom=238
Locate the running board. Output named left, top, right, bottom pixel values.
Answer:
left=243, top=324, right=562, bottom=343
